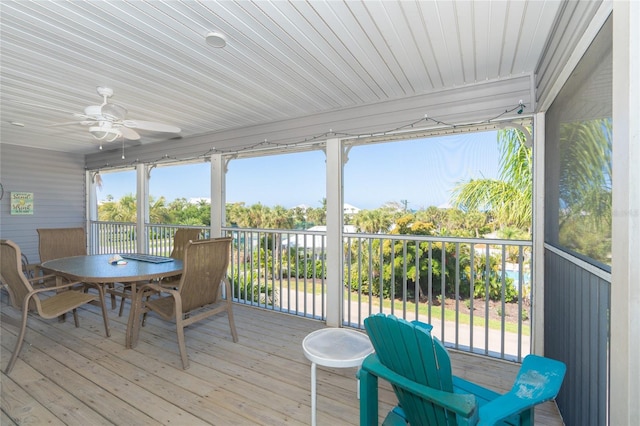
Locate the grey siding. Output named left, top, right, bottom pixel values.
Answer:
left=0, top=143, right=86, bottom=263
left=545, top=248, right=609, bottom=426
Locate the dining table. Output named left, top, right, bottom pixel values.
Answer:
left=41, top=254, right=183, bottom=348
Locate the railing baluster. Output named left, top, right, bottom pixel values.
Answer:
left=440, top=240, right=446, bottom=341
left=89, top=221, right=532, bottom=361
left=454, top=242, right=460, bottom=350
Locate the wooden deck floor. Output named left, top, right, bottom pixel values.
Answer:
left=1, top=290, right=563, bottom=425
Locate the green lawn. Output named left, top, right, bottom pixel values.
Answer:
left=276, top=278, right=530, bottom=335
left=341, top=287, right=530, bottom=336
left=378, top=297, right=530, bottom=336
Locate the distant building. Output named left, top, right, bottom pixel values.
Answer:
left=343, top=203, right=360, bottom=215
left=189, top=197, right=211, bottom=204
left=291, top=202, right=360, bottom=215
left=281, top=225, right=358, bottom=251
left=292, top=203, right=311, bottom=210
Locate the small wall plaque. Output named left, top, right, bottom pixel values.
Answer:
left=11, top=192, right=34, bottom=215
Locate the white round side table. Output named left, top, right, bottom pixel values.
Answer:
left=302, top=328, right=374, bottom=426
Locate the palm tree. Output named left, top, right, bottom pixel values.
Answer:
left=558, top=119, right=612, bottom=230
left=450, top=129, right=532, bottom=233
left=226, top=202, right=248, bottom=227
left=306, top=205, right=326, bottom=226
left=354, top=209, right=392, bottom=234
left=247, top=203, right=269, bottom=228
left=149, top=196, right=171, bottom=224
left=98, top=193, right=137, bottom=222
left=556, top=118, right=612, bottom=264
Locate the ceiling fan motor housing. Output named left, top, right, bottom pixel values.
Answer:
left=101, top=102, right=127, bottom=120
left=84, top=105, right=104, bottom=118
left=96, top=86, right=114, bottom=98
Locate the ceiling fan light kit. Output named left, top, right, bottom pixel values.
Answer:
left=89, top=124, right=121, bottom=142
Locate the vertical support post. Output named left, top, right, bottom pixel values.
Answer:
left=136, top=164, right=149, bottom=253
left=611, top=1, right=640, bottom=423
left=86, top=171, right=98, bottom=254
left=531, top=112, right=545, bottom=355
left=211, top=153, right=225, bottom=238
left=325, top=138, right=344, bottom=327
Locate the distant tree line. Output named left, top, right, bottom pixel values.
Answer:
left=98, top=195, right=211, bottom=226
left=98, top=195, right=528, bottom=239
left=97, top=128, right=534, bottom=241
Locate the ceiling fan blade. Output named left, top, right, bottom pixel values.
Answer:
left=46, top=120, right=97, bottom=127
left=11, top=100, right=76, bottom=115
left=120, top=126, right=140, bottom=140
left=122, top=120, right=181, bottom=133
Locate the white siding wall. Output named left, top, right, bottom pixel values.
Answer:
left=0, top=144, right=86, bottom=263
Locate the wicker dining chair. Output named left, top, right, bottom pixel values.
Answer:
left=33, top=227, right=87, bottom=288
left=156, top=228, right=202, bottom=288
left=38, top=227, right=87, bottom=262
left=131, top=237, right=238, bottom=369
left=1, top=239, right=110, bottom=374
left=111, top=228, right=202, bottom=317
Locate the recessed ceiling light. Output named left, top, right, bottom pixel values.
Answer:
left=205, top=32, right=227, bottom=48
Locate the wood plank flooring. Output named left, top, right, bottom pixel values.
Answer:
left=1, top=290, right=563, bottom=425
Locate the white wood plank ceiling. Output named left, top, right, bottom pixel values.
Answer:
left=0, top=0, right=562, bottom=155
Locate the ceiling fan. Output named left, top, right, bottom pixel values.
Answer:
left=62, top=86, right=181, bottom=143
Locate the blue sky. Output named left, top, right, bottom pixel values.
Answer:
left=98, top=130, right=500, bottom=210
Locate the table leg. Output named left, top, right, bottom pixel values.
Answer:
left=311, top=361, right=317, bottom=426
left=125, top=282, right=137, bottom=348
left=56, top=276, right=67, bottom=322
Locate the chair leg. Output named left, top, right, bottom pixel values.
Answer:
left=141, top=291, right=153, bottom=327
left=359, top=369, right=379, bottom=426
left=118, top=295, right=126, bottom=317
left=224, top=278, right=239, bottom=342
left=96, top=285, right=111, bottom=337
left=107, top=283, right=117, bottom=310
left=5, top=308, right=30, bottom=374
left=129, top=291, right=142, bottom=348
left=227, top=307, right=238, bottom=343
left=72, top=308, right=80, bottom=327
left=176, top=316, right=189, bottom=369
left=172, top=298, right=189, bottom=369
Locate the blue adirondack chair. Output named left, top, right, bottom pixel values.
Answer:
left=360, top=314, right=566, bottom=426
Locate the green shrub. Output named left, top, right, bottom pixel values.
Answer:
left=472, top=256, right=519, bottom=302
left=228, top=271, right=278, bottom=305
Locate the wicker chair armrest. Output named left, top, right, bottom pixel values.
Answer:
left=23, top=262, right=40, bottom=273
left=27, top=273, right=57, bottom=283
left=137, top=282, right=171, bottom=297
left=29, top=280, right=86, bottom=295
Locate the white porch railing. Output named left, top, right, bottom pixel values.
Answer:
left=89, top=221, right=532, bottom=361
